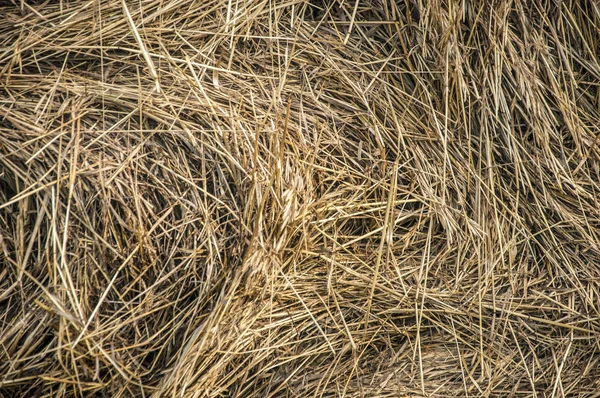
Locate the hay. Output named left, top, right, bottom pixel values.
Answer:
left=1, top=0, right=600, bottom=396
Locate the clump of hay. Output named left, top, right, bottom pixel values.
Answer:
left=1, top=0, right=600, bottom=396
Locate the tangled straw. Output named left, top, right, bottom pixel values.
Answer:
left=1, top=0, right=600, bottom=396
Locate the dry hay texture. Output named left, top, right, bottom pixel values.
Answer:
left=1, top=0, right=600, bottom=397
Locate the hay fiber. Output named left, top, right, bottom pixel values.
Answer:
left=1, top=0, right=600, bottom=396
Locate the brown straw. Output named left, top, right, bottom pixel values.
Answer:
left=1, top=1, right=600, bottom=396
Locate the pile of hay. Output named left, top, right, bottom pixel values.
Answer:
left=1, top=0, right=600, bottom=396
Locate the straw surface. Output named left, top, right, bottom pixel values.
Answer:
left=1, top=0, right=600, bottom=397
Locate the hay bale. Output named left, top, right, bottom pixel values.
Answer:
left=1, top=0, right=599, bottom=396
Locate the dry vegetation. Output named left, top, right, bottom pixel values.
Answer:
left=1, top=0, right=600, bottom=396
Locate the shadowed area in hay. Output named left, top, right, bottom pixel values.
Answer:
left=1, top=0, right=600, bottom=397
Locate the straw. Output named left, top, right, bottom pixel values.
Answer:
left=1, top=0, right=600, bottom=397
